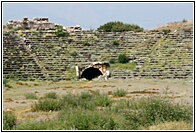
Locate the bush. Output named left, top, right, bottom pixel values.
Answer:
left=25, top=93, right=38, bottom=99
left=55, top=26, right=69, bottom=37
left=83, top=41, right=90, bottom=46
left=3, top=78, right=12, bottom=88
left=123, top=98, right=193, bottom=129
left=3, top=112, right=17, bottom=130
left=113, top=89, right=128, bottom=97
left=162, top=29, right=171, bottom=34
left=118, top=53, right=129, bottom=64
left=16, top=96, right=192, bottom=130
left=70, top=51, right=78, bottom=57
left=109, top=58, right=116, bottom=64
left=31, top=99, right=63, bottom=111
left=60, top=107, right=117, bottom=130
left=44, top=92, right=58, bottom=99
left=113, top=40, right=119, bottom=46
left=98, top=21, right=144, bottom=32
left=61, top=91, right=112, bottom=110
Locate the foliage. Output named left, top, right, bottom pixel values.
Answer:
left=109, top=62, right=136, bottom=70
left=61, top=91, right=112, bottom=110
left=113, top=89, right=128, bottom=97
left=162, top=29, right=171, bottom=34
left=31, top=98, right=63, bottom=111
left=122, top=98, right=193, bottom=129
left=83, top=41, right=90, bottom=46
left=60, top=107, right=117, bottom=130
left=3, top=112, right=17, bottom=130
left=25, top=93, right=38, bottom=99
left=118, top=53, right=129, bottom=63
left=109, top=58, right=117, bottom=64
left=182, top=18, right=187, bottom=23
left=113, top=40, right=119, bottom=46
left=44, top=92, right=58, bottom=99
left=70, top=51, right=78, bottom=57
left=55, top=26, right=69, bottom=37
left=23, top=21, right=29, bottom=30
left=3, top=78, right=12, bottom=88
left=14, top=92, right=193, bottom=130
left=98, top=21, right=144, bottom=32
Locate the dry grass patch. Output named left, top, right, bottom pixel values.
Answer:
left=146, top=121, right=193, bottom=130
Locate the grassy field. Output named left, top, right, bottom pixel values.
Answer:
left=3, top=78, right=193, bottom=130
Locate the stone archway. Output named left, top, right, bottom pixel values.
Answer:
left=78, top=62, right=110, bottom=80
left=81, top=67, right=103, bottom=80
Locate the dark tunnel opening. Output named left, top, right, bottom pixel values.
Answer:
left=80, top=67, right=103, bottom=80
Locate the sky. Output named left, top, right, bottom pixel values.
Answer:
left=2, top=2, right=194, bottom=30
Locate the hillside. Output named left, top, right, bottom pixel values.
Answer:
left=154, top=20, right=193, bottom=32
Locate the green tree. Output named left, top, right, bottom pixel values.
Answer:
left=98, top=21, right=143, bottom=32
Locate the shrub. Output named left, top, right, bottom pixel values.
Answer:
left=3, top=112, right=17, bottom=130
left=25, top=93, right=38, bottom=99
left=31, top=99, right=63, bottom=111
left=162, top=29, right=171, bottom=34
left=113, top=40, right=119, bottom=46
left=55, top=26, right=69, bottom=37
left=94, top=95, right=112, bottom=107
left=70, top=51, right=78, bottom=57
left=98, top=21, right=144, bottom=32
left=123, top=98, right=193, bottom=129
left=109, top=58, right=116, bottom=64
left=118, top=53, right=129, bottom=64
left=60, top=107, right=117, bottom=130
left=61, top=91, right=112, bottom=110
left=3, top=78, right=12, bottom=88
left=83, top=41, right=90, bottom=46
left=44, top=92, right=58, bottom=99
left=113, top=89, right=128, bottom=97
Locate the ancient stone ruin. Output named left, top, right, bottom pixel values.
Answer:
left=3, top=18, right=193, bottom=81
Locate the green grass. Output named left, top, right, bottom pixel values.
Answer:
left=3, top=112, right=17, bottom=130
left=25, top=93, right=38, bottom=99
left=113, top=89, right=128, bottom=97
left=109, top=62, right=136, bottom=70
left=44, top=92, right=58, bottom=99
left=6, top=92, right=192, bottom=130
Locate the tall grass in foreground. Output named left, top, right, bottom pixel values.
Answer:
left=5, top=91, right=193, bottom=130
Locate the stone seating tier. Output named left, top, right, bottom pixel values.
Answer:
left=3, top=29, right=193, bottom=80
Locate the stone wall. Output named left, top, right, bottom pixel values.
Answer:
left=3, top=29, right=193, bottom=81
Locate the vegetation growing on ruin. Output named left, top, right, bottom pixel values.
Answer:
left=55, top=26, right=69, bottom=37
left=97, top=21, right=144, bottom=32
left=118, top=53, right=129, bottom=64
left=113, top=40, right=120, bottom=46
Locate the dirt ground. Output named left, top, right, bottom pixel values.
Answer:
left=3, top=78, right=193, bottom=122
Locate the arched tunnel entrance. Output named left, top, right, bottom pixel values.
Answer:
left=81, top=67, right=103, bottom=80
left=77, top=62, right=110, bottom=80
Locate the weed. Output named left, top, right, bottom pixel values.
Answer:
left=83, top=41, right=90, bottom=46
left=44, top=92, right=58, bottom=99
left=16, top=92, right=193, bottom=130
left=25, top=93, right=38, bottom=99
left=113, top=89, right=128, bottom=97
left=109, top=58, right=116, bottom=64
left=60, top=107, right=117, bottom=130
left=3, top=112, right=17, bottom=130
left=118, top=53, right=129, bottom=64
left=113, top=40, right=119, bottom=46
left=3, top=78, right=12, bottom=88
left=31, top=99, right=63, bottom=111
left=123, top=98, right=193, bottom=129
